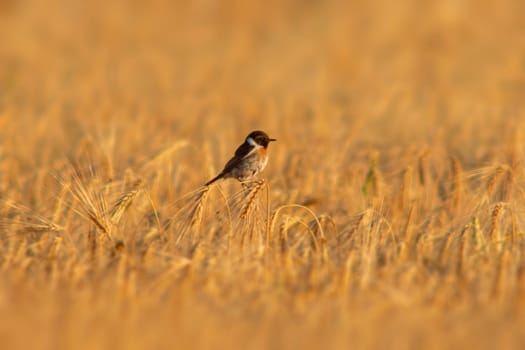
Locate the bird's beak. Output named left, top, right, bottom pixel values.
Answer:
left=269, top=138, right=277, bottom=142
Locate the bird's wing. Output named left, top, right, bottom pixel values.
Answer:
left=220, top=143, right=255, bottom=173
left=234, top=142, right=255, bottom=158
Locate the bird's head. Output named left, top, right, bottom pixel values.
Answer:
left=246, top=130, right=276, bottom=148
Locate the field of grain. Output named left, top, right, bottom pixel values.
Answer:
left=1, top=0, right=525, bottom=349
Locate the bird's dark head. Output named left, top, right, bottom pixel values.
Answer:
left=246, top=130, right=276, bottom=148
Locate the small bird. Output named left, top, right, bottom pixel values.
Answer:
left=205, top=130, right=276, bottom=186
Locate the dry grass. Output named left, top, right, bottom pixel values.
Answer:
left=1, top=0, right=525, bottom=348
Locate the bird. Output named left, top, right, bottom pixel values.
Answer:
left=205, top=130, right=276, bottom=186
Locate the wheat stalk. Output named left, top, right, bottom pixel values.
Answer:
left=489, top=202, right=504, bottom=243
left=240, top=180, right=265, bottom=219
left=190, top=186, right=209, bottom=230
left=457, top=224, right=471, bottom=277
left=486, top=166, right=505, bottom=196
left=450, top=156, right=463, bottom=209
left=109, top=179, right=144, bottom=225
left=172, top=186, right=210, bottom=246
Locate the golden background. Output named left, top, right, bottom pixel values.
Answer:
left=1, top=0, right=525, bottom=348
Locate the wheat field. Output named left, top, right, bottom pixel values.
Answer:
left=1, top=0, right=525, bottom=349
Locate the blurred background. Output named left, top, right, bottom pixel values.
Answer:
left=2, top=0, right=525, bottom=165
left=2, top=1, right=525, bottom=349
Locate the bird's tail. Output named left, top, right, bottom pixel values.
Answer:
left=205, top=173, right=223, bottom=186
